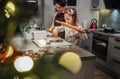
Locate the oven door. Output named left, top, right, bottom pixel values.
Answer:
left=92, top=38, right=108, bottom=61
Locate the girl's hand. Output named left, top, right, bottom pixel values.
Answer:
left=53, top=32, right=58, bottom=37
left=52, top=27, right=59, bottom=37
left=79, top=29, right=85, bottom=33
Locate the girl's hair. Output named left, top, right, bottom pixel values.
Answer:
left=55, top=0, right=66, bottom=7
left=65, top=8, right=78, bottom=26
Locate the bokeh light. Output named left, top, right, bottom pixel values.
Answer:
left=59, top=52, right=82, bottom=74
left=6, top=1, right=15, bottom=12
left=14, top=56, right=34, bottom=72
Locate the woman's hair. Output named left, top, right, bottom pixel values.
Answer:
left=55, top=0, right=66, bottom=7
left=65, top=8, right=78, bottom=26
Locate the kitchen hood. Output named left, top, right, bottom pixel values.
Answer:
left=104, top=0, right=120, bottom=9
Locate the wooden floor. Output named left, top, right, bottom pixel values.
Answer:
left=94, top=67, right=114, bottom=79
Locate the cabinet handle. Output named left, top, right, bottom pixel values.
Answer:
left=115, top=39, right=120, bottom=42
left=114, top=46, right=120, bottom=49
left=113, top=59, right=120, bottom=64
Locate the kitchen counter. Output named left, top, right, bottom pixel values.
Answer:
left=93, top=29, right=120, bottom=38
left=0, top=30, right=96, bottom=79
left=12, top=30, right=95, bottom=60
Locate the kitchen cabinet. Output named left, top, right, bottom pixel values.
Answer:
left=107, top=37, right=120, bottom=78
left=91, top=31, right=120, bottom=78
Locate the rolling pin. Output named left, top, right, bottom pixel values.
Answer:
left=55, top=20, right=85, bottom=33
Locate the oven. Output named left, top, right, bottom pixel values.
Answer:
left=92, top=33, right=108, bottom=61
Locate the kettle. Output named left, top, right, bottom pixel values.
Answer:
left=90, top=18, right=97, bottom=29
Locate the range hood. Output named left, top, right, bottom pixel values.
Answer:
left=104, top=0, right=120, bottom=9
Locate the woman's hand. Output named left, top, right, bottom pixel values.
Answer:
left=48, top=26, right=56, bottom=32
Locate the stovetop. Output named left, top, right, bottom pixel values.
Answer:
left=97, top=29, right=120, bottom=34
left=99, top=30, right=120, bottom=34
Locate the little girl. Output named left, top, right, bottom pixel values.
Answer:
left=53, top=8, right=88, bottom=46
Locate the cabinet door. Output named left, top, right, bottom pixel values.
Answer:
left=107, top=37, right=120, bottom=58
left=107, top=37, right=120, bottom=77
left=108, top=37, right=120, bottom=46
left=107, top=44, right=120, bottom=56
left=107, top=54, right=120, bottom=75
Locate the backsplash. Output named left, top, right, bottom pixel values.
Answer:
left=99, top=9, right=120, bottom=30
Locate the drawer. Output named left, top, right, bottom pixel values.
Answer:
left=107, top=54, right=120, bottom=74
left=108, top=44, right=120, bottom=56
left=109, top=37, right=120, bottom=46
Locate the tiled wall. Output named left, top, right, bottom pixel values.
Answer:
left=109, top=10, right=120, bottom=30
left=99, top=9, right=120, bottom=30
